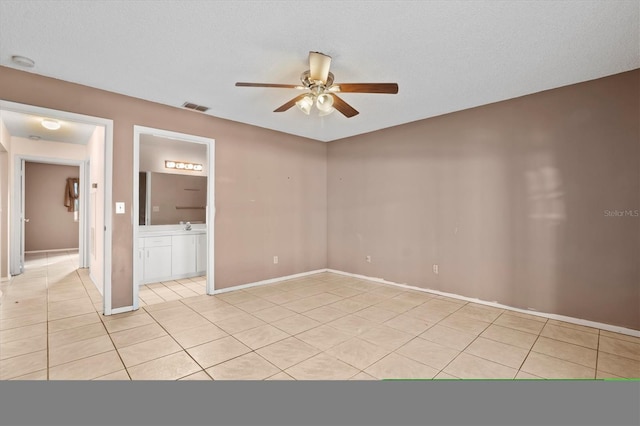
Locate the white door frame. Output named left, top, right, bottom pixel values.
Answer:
left=1, top=100, right=114, bottom=314
left=13, top=156, right=87, bottom=269
left=132, top=126, right=215, bottom=310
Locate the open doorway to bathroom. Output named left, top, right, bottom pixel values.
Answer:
left=132, top=126, right=215, bottom=310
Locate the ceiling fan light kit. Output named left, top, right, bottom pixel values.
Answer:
left=236, top=51, right=398, bottom=118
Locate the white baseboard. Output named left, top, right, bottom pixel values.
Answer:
left=25, top=248, right=79, bottom=254
left=327, top=269, right=640, bottom=338
left=109, top=305, right=135, bottom=315
left=212, top=269, right=327, bottom=295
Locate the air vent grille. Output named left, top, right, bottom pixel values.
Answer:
left=182, top=102, right=209, bottom=112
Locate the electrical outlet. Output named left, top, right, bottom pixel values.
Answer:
left=365, top=255, right=371, bottom=263
left=433, top=264, right=439, bottom=275
left=273, top=256, right=278, bottom=264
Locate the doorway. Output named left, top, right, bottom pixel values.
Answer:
left=132, top=126, right=215, bottom=310
left=1, top=100, right=114, bottom=314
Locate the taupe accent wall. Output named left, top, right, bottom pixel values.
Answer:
left=0, top=65, right=327, bottom=308
left=24, top=162, right=79, bottom=251
left=328, top=70, right=639, bottom=330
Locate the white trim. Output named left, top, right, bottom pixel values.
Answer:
left=326, top=269, right=640, bottom=338
left=110, top=305, right=135, bottom=315
left=0, top=100, right=114, bottom=316
left=89, top=271, right=103, bottom=295
left=132, top=126, right=215, bottom=311
left=25, top=248, right=79, bottom=254
left=212, top=269, right=327, bottom=294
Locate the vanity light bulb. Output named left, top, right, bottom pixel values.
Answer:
left=176, top=163, right=185, bottom=169
left=165, top=161, right=176, bottom=169
left=185, top=163, right=194, bottom=170
left=193, top=164, right=203, bottom=171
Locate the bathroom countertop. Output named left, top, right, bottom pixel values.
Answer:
left=138, top=228, right=206, bottom=237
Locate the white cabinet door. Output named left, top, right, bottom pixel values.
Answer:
left=196, top=233, right=207, bottom=274
left=172, top=235, right=197, bottom=276
left=144, top=246, right=172, bottom=282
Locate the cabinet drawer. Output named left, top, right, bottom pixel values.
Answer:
left=142, top=236, right=172, bottom=247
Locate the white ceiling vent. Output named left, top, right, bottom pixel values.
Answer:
left=182, top=102, right=209, bottom=112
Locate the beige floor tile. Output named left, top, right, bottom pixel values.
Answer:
left=199, top=305, right=246, bottom=323
left=422, top=298, right=465, bottom=314
left=383, top=314, right=433, bottom=336
left=455, top=304, right=504, bottom=323
left=1, top=304, right=47, bottom=320
left=215, top=313, right=266, bottom=334
left=444, top=353, right=518, bottom=379
left=328, top=298, right=371, bottom=314
left=179, top=370, right=213, bottom=380
left=47, top=288, right=89, bottom=303
left=365, top=352, right=439, bottom=380
left=10, top=369, right=48, bottom=380
left=117, top=335, right=182, bottom=367
left=515, top=371, right=544, bottom=380
left=233, top=324, right=289, bottom=350
left=520, top=352, right=595, bottom=379
left=348, top=292, right=389, bottom=305
left=368, top=287, right=405, bottom=298
left=327, top=286, right=363, bottom=298
left=283, top=293, right=342, bottom=313
left=598, top=335, right=640, bottom=361
left=285, top=353, right=360, bottom=380
left=187, top=336, right=252, bottom=369
left=48, top=322, right=108, bottom=349
left=419, top=324, right=477, bottom=351
left=49, top=312, right=102, bottom=333
left=1, top=333, right=47, bottom=360
left=502, top=310, right=547, bottom=322
left=595, top=370, right=625, bottom=379
left=479, top=324, right=538, bottom=350
left=546, top=319, right=599, bottom=335
left=252, top=306, right=297, bottom=323
left=296, top=324, right=353, bottom=351
left=0, top=349, right=47, bottom=379
left=261, top=291, right=307, bottom=305
left=303, top=306, right=349, bottom=323
left=266, top=371, right=296, bottom=380
left=109, top=321, right=165, bottom=347
left=353, top=306, right=398, bottom=323
left=147, top=305, right=197, bottom=322
left=49, top=334, right=115, bottom=367
left=358, top=325, right=414, bottom=350
left=391, top=291, right=434, bottom=305
left=256, top=337, right=320, bottom=369
left=206, top=352, right=280, bottom=380
left=326, top=337, right=391, bottom=370
left=494, top=313, right=546, bottom=335
left=235, top=298, right=277, bottom=313
left=0, top=312, right=47, bottom=331
left=0, top=322, right=46, bottom=345
left=217, top=291, right=260, bottom=305
left=49, top=350, right=124, bottom=380
left=127, top=351, right=202, bottom=380
left=142, top=299, right=185, bottom=313
left=350, top=371, right=378, bottom=380
left=433, top=371, right=460, bottom=380
left=596, top=351, right=640, bottom=378
left=599, top=330, right=640, bottom=345
left=396, top=338, right=460, bottom=370
left=373, top=298, right=418, bottom=314
left=532, top=336, right=597, bottom=368
left=327, top=315, right=378, bottom=336
left=48, top=298, right=96, bottom=321
left=290, top=284, right=328, bottom=299
left=181, top=295, right=229, bottom=312
left=93, top=370, right=131, bottom=380
left=540, top=324, right=598, bottom=349
left=439, top=313, right=491, bottom=336
left=464, top=337, right=529, bottom=369
left=103, top=312, right=155, bottom=333
left=155, top=313, right=211, bottom=335
left=171, top=323, right=228, bottom=349
left=271, top=314, right=321, bottom=335
left=404, top=305, right=451, bottom=323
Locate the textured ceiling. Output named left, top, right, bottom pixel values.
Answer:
left=0, top=110, right=96, bottom=145
left=0, top=0, right=638, bottom=142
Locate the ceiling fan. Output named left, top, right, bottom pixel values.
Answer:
left=235, top=51, right=398, bottom=118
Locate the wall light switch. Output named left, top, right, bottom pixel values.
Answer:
left=115, top=202, right=125, bottom=214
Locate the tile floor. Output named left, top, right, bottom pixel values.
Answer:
left=1, top=251, right=638, bottom=380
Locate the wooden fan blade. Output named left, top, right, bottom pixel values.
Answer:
left=274, top=94, right=309, bottom=112
left=236, top=82, right=303, bottom=89
left=330, top=94, right=359, bottom=118
left=332, top=83, right=398, bottom=94
left=309, top=51, right=331, bottom=84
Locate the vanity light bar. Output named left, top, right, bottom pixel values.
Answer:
left=165, top=160, right=203, bottom=172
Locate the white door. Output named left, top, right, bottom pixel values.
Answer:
left=171, top=234, right=196, bottom=276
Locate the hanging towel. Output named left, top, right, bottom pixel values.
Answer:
left=64, top=177, right=79, bottom=212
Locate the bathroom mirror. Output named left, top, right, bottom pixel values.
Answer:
left=138, top=134, right=208, bottom=226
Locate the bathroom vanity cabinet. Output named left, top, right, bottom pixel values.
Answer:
left=138, top=230, right=206, bottom=285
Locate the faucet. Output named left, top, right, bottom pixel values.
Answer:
left=184, top=221, right=192, bottom=231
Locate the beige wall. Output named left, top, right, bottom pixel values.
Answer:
left=328, top=70, right=639, bottom=330
left=0, top=65, right=327, bottom=308
left=24, top=162, right=80, bottom=251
